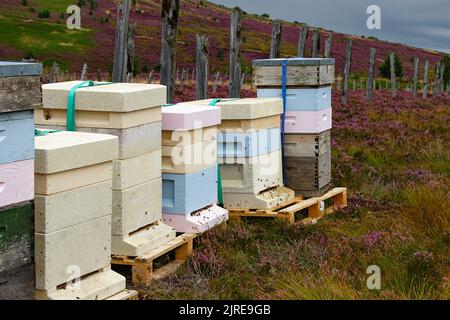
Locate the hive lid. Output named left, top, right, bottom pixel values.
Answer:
left=0, top=61, right=42, bottom=77
left=215, top=98, right=283, bottom=120
left=35, top=131, right=119, bottom=174
left=162, top=104, right=221, bottom=131
left=252, top=58, right=335, bottom=67
left=42, top=81, right=166, bottom=112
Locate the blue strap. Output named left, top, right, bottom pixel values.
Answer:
left=281, top=60, right=287, bottom=185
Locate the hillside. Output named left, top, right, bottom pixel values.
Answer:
left=0, top=0, right=445, bottom=78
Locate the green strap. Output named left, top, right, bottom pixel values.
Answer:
left=34, top=128, right=60, bottom=136
left=208, top=99, right=224, bottom=206
left=66, top=81, right=113, bottom=131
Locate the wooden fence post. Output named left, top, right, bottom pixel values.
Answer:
left=366, top=48, right=376, bottom=102
left=196, top=34, right=209, bottom=100
left=433, top=63, right=440, bottom=97
left=412, top=57, right=419, bottom=98
left=389, top=52, right=396, bottom=97
left=229, top=7, right=241, bottom=98
left=297, top=24, right=308, bottom=57
left=148, top=70, right=154, bottom=84
left=341, top=39, right=352, bottom=104
left=423, top=59, right=429, bottom=98
left=324, top=34, right=332, bottom=58
left=80, top=63, right=88, bottom=81
left=50, top=62, right=60, bottom=83
left=112, top=0, right=131, bottom=83
left=160, top=0, right=179, bottom=103
left=312, top=29, right=320, bottom=58
left=127, top=22, right=137, bottom=81
left=439, top=62, right=445, bottom=94
left=212, top=71, right=220, bottom=94
left=270, top=20, right=282, bottom=59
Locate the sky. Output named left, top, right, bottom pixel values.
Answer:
left=210, top=0, right=450, bottom=53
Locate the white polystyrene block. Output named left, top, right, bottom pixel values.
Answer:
left=35, top=107, right=161, bottom=130
left=162, top=104, right=221, bottom=131
left=111, top=221, right=176, bottom=256
left=112, top=178, right=162, bottom=236
left=35, top=131, right=118, bottom=174
left=284, top=108, right=332, bottom=134
left=35, top=181, right=112, bottom=233
left=112, top=150, right=161, bottom=191
left=42, top=81, right=166, bottom=112
left=257, top=87, right=331, bottom=111
left=35, top=215, right=112, bottom=290
left=0, top=159, right=34, bottom=208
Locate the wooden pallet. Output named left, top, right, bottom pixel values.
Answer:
left=228, top=187, right=347, bottom=225
left=111, top=233, right=196, bottom=286
left=106, top=289, right=139, bottom=300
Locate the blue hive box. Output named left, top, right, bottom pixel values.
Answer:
left=0, top=110, right=35, bottom=164
left=162, top=165, right=218, bottom=215
left=257, top=87, right=331, bottom=111
left=217, top=127, right=280, bottom=158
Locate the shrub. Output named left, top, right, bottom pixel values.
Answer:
left=38, top=9, right=50, bottom=19
left=261, top=13, right=270, bottom=18
left=21, top=0, right=28, bottom=6
left=379, top=53, right=403, bottom=79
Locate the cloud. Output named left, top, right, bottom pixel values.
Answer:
left=210, top=0, right=450, bottom=52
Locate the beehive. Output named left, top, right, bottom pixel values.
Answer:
left=0, top=62, right=41, bottom=298
left=34, top=131, right=125, bottom=300
left=161, top=104, right=228, bottom=233
left=253, top=58, right=335, bottom=197
left=37, top=81, right=176, bottom=256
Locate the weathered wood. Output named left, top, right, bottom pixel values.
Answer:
left=212, top=71, right=220, bottom=94
left=423, top=59, right=429, bottom=98
left=112, top=0, right=131, bottom=83
left=433, top=63, right=440, bottom=97
left=179, top=68, right=187, bottom=92
left=312, top=29, right=320, bottom=58
left=160, top=0, right=180, bottom=103
left=297, top=24, right=308, bottom=57
left=412, top=57, right=419, bottom=98
left=229, top=7, right=241, bottom=98
left=50, top=62, right=60, bottom=83
left=148, top=70, right=154, bottom=83
left=240, top=73, right=245, bottom=87
left=439, top=62, right=445, bottom=94
left=195, top=34, right=209, bottom=100
left=389, top=52, right=396, bottom=97
left=270, top=20, right=282, bottom=59
left=341, top=39, right=352, bottom=104
left=253, top=65, right=334, bottom=87
left=127, top=22, right=137, bottom=79
left=0, top=76, right=42, bottom=113
left=366, top=48, right=376, bottom=102
left=80, top=63, right=88, bottom=81
left=324, top=34, right=332, bottom=58
left=284, top=131, right=331, bottom=158
left=284, top=152, right=332, bottom=195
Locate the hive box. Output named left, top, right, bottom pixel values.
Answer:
left=162, top=126, right=217, bottom=146
left=257, top=87, right=331, bottom=111
left=112, top=150, right=161, bottom=191
left=162, top=165, right=218, bottom=215
left=252, top=58, right=335, bottom=87
left=162, top=140, right=217, bottom=174
left=284, top=151, right=332, bottom=197
left=284, top=109, right=332, bottom=134
left=163, top=205, right=228, bottom=233
left=42, top=81, right=166, bottom=113
left=0, top=159, right=34, bottom=208
left=219, top=115, right=280, bottom=131
left=284, top=131, right=331, bottom=158
left=162, top=104, right=221, bottom=131
left=0, top=62, right=42, bottom=114
left=35, top=107, right=161, bottom=130
left=37, top=122, right=161, bottom=160
left=112, top=178, right=162, bottom=236
left=217, top=128, right=281, bottom=158
left=34, top=131, right=125, bottom=300
left=0, top=110, right=35, bottom=165
left=219, top=151, right=283, bottom=194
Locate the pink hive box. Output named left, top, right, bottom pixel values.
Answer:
left=284, top=108, right=332, bottom=134
left=163, top=204, right=228, bottom=233
left=0, top=159, right=34, bottom=208
left=162, top=104, right=221, bottom=131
